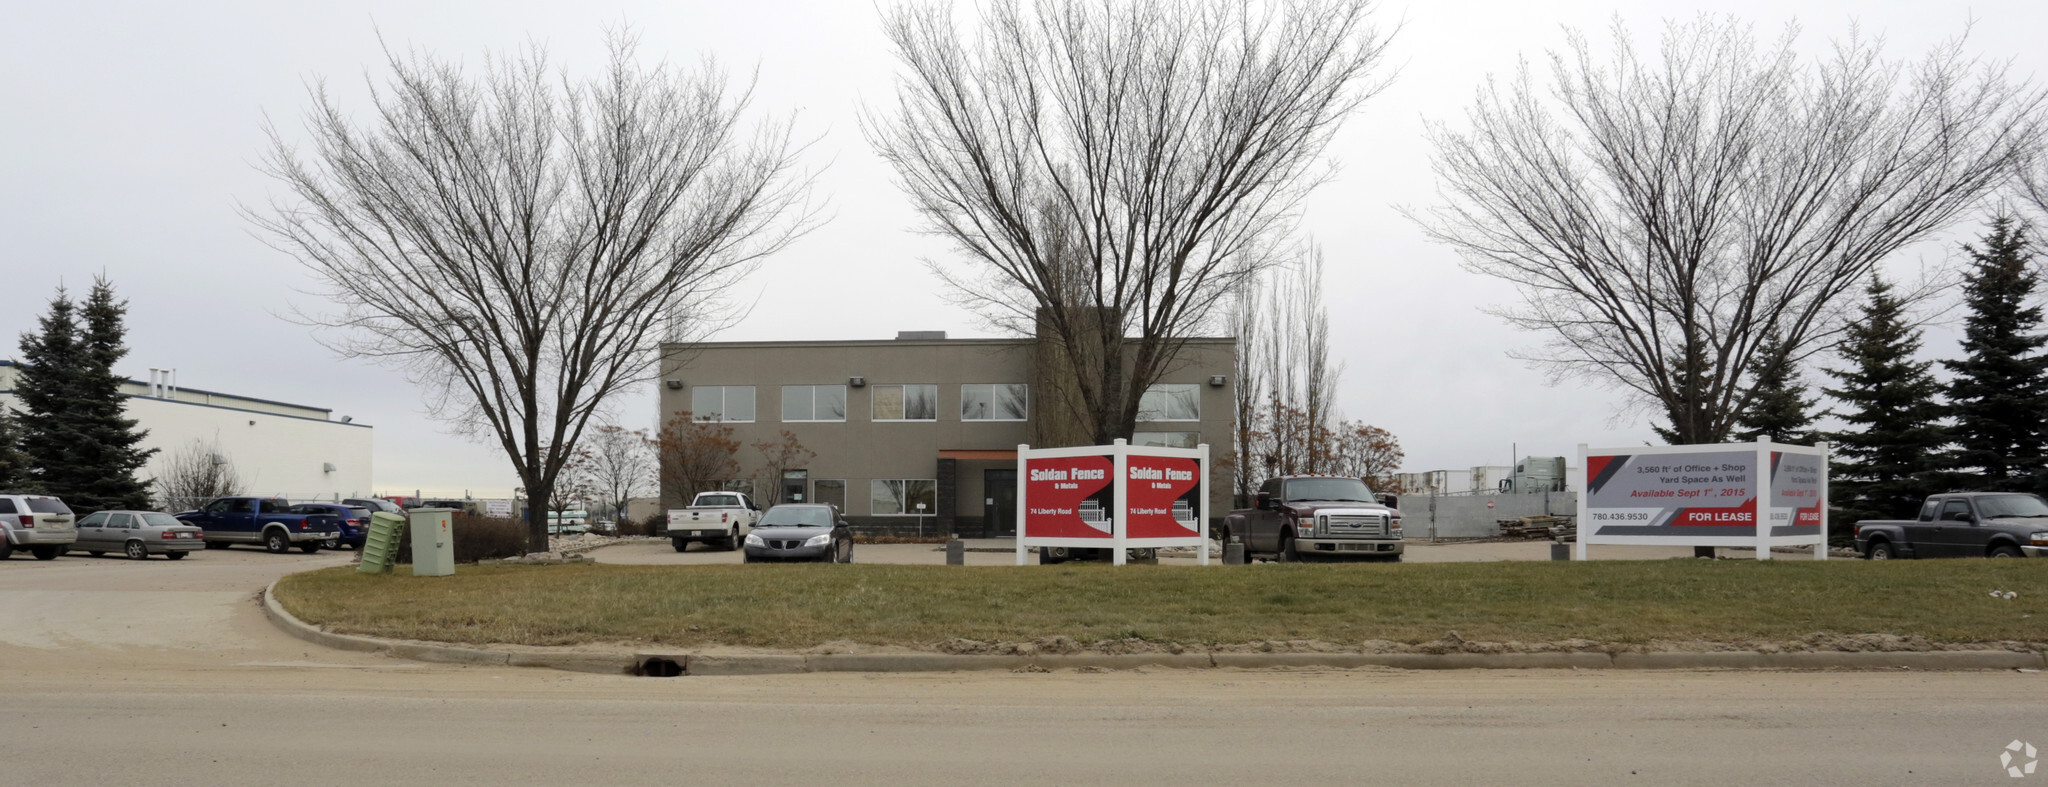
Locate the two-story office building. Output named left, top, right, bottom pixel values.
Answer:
left=657, top=330, right=1235, bottom=537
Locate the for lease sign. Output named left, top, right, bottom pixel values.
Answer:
left=1124, top=454, right=1202, bottom=538
left=1767, top=450, right=1825, bottom=535
left=1584, top=450, right=1756, bottom=536
left=1023, top=455, right=1115, bottom=539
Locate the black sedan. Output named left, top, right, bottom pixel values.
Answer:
left=741, top=504, right=853, bottom=563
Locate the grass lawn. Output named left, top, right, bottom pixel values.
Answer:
left=273, top=559, right=2048, bottom=650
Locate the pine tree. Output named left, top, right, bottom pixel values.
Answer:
left=12, top=279, right=155, bottom=513
left=14, top=288, right=88, bottom=498
left=74, top=277, right=155, bottom=510
left=1733, top=334, right=1816, bottom=444
left=1942, top=217, right=2048, bottom=493
left=0, top=405, right=31, bottom=491
left=1824, top=277, right=1948, bottom=540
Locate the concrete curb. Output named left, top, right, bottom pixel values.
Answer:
left=262, top=582, right=2048, bottom=676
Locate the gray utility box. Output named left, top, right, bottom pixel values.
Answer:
left=409, top=508, right=456, bottom=577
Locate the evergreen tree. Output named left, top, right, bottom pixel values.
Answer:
left=1733, top=334, right=1816, bottom=444
left=1942, top=217, right=2048, bottom=492
left=13, top=279, right=155, bottom=513
left=75, top=277, right=155, bottom=510
left=1824, top=277, right=1949, bottom=541
left=14, top=288, right=87, bottom=498
left=0, top=405, right=31, bottom=491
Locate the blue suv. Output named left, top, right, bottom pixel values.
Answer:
left=288, top=503, right=372, bottom=550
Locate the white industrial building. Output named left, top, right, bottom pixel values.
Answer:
left=0, top=361, right=372, bottom=501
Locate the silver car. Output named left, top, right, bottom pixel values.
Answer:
left=0, top=493, right=79, bottom=560
left=74, top=510, right=205, bottom=560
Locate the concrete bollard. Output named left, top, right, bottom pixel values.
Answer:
left=945, top=538, right=965, bottom=566
left=1223, top=541, right=1246, bottom=565
left=1550, top=542, right=1569, bottom=561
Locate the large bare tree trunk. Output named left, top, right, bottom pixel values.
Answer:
left=1418, top=18, right=2043, bottom=443
left=868, top=0, right=1392, bottom=442
left=251, top=32, right=816, bottom=551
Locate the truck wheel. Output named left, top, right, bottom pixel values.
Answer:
left=125, top=540, right=149, bottom=560
left=322, top=538, right=339, bottom=550
left=264, top=530, right=291, bottom=554
left=1989, top=545, right=2022, bottom=558
left=672, top=537, right=689, bottom=553
left=0, top=541, right=11, bottom=560
left=31, top=545, right=61, bottom=561
left=299, top=543, right=322, bottom=554
left=724, top=530, right=742, bottom=551
left=1274, top=532, right=1297, bottom=563
left=1865, top=541, right=1893, bottom=560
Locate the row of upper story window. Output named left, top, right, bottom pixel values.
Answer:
left=688, top=382, right=1205, bottom=424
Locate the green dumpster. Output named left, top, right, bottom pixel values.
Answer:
left=357, top=511, right=406, bottom=574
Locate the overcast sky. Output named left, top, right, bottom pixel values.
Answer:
left=4, top=0, right=2044, bottom=498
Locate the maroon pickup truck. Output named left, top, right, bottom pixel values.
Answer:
left=1223, top=475, right=1404, bottom=561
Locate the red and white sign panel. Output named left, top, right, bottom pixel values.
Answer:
left=1124, top=454, right=1202, bottom=539
left=1576, top=440, right=1828, bottom=560
left=1767, top=450, right=1824, bottom=536
left=1023, top=455, right=1114, bottom=539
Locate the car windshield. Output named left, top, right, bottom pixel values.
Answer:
left=1974, top=494, right=2048, bottom=518
left=141, top=513, right=182, bottom=527
left=758, top=507, right=833, bottom=527
left=25, top=497, right=72, bottom=515
left=1283, top=478, right=1375, bottom=503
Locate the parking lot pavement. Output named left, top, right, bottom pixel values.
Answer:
left=0, top=545, right=399, bottom=672
left=590, top=538, right=1717, bottom=566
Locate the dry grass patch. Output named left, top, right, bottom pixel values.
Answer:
left=272, top=559, right=2048, bottom=650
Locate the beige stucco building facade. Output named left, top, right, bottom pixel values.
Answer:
left=657, top=332, right=1234, bottom=537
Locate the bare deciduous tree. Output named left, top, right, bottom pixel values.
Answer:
left=251, top=33, right=817, bottom=550
left=751, top=431, right=816, bottom=505
left=583, top=423, right=652, bottom=526
left=868, top=0, right=1392, bottom=443
left=153, top=439, right=242, bottom=512
left=656, top=412, right=742, bottom=505
left=1419, top=17, right=2044, bottom=443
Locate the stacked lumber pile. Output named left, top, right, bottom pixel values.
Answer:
left=1498, top=515, right=1576, bottom=542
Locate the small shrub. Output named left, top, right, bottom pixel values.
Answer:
left=397, top=513, right=531, bottom=564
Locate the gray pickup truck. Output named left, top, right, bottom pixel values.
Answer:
left=1853, top=492, right=2048, bottom=560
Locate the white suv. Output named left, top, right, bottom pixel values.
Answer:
left=0, top=493, right=79, bottom=560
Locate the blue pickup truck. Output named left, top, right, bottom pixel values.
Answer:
left=176, top=497, right=341, bottom=554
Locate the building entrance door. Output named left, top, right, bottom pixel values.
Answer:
left=781, top=470, right=807, bottom=505
left=984, top=469, right=1017, bottom=537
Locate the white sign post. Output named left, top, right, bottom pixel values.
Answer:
left=1015, top=439, right=1211, bottom=566
left=1574, top=437, right=1828, bottom=561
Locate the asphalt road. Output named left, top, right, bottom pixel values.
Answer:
left=2, top=544, right=2041, bottom=785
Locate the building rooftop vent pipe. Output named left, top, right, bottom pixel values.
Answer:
left=895, top=331, right=947, bottom=341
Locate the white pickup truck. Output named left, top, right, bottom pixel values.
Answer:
left=666, top=491, right=763, bottom=552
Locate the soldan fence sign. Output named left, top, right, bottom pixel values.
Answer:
left=1015, top=439, right=1211, bottom=566
left=1574, top=438, right=1828, bottom=560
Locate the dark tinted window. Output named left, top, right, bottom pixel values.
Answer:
left=226, top=499, right=255, bottom=514
left=1974, top=494, right=2048, bottom=519
left=141, top=513, right=182, bottom=527
left=0, top=499, right=14, bottom=514
left=1283, top=478, right=1375, bottom=503
left=79, top=512, right=107, bottom=526
left=25, top=497, right=72, bottom=515
left=1940, top=500, right=1972, bottom=521
left=348, top=508, right=371, bottom=520
left=259, top=499, right=293, bottom=514
left=108, top=513, right=133, bottom=529
left=1258, top=479, right=1281, bottom=498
